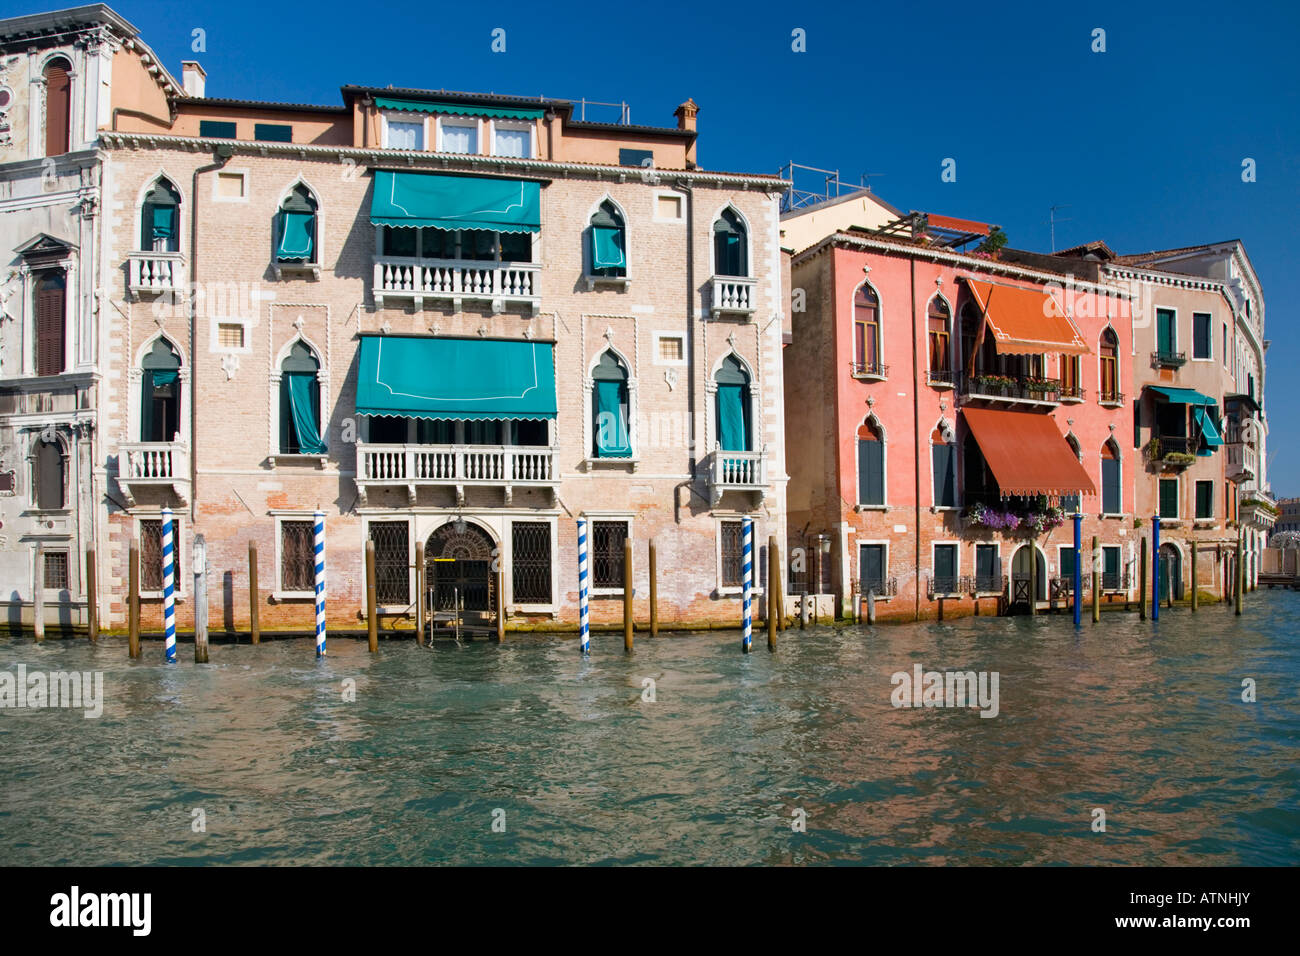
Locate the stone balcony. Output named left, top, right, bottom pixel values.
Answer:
left=356, top=442, right=557, bottom=506
left=707, top=447, right=767, bottom=505
left=127, top=251, right=186, bottom=298
left=372, top=257, right=540, bottom=313
left=117, top=441, right=190, bottom=505
left=707, top=276, right=757, bottom=318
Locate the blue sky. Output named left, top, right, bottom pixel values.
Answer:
left=111, top=0, right=1300, bottom=493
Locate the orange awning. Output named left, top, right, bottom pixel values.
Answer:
left=963, top=408, right=1096, bottom=498
left=964, top=279, right=1089, bottom=356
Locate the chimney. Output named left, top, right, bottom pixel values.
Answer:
left=182, top=61, right=206, bottom=98
left=674, top=98, right=698, bottom=168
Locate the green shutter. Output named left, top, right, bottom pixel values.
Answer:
left=935, top=545, right=956, bottom=579
left=1102, top=458, right=1121, bottom=514
left=858, top=438, right=883, bottom=505
left=1163, top=479, right=1177, bottom=518
left=1196, top=481, right=1213, bottom=519
left=593, top=380, right=631, bottom=457
left=1060, top=548, right=1076, bottom=581
left=1157, top=309, right=1175, bottom=355
left=933, top=444, right=955, bottom=507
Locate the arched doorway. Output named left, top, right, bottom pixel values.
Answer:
left=1010, top=544, right=1047, bottom=606
left=425, top=521, right=496, bottom=618
left=1159, top=543, right=1183, bottom=603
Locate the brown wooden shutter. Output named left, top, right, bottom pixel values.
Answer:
left=44, top=61, right=71, bottom=156
left=35, top=274, right=65, bottom=376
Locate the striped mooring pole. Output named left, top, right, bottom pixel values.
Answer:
left=742, top=517, right=753, bottom=654
left=313, top=510, right=327, bottom=658
left=161, top=506, right=176, bottom=663
left=578, top=519, right=590, bottom=655
left=1152, top=515, right=1161, bottom=623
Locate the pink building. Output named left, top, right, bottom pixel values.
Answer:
left=784, top=217, right=1137, bottom=620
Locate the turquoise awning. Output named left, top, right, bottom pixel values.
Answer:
left=1194, top=406, right=1224, bottom=447
left=591, top=225, right=625, bottom=269
left=371, top=170, right=541, bottom=233
left=1147, top=385, right=1215, bottom=405
left=277, top=212, right=314, bottom=260
left=356, top=335, right=556, bottom=421
left=374, top=97, right=543, bottom=120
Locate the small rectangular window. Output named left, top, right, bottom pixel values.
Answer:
left=657, top=336, right=684, bottom=363
left=199, top=120, right=237, bottom=138
left=369, top=521, right=409, bottom=606
left=254, top=123, right=292, bottom=143
left=386, top=120, right=423, bottom=150
left=591, top=520, right=628, bottom=589
left=720, top=520, right=744, bottom=589
left=493, top=127, right=530, bottom=158
left=1196, top=480, right=1214, bottom=519
left=217, top=323, right=245, bottom=349
left=438, top=119, right=477, bottom=154
left=1192, top=312, right=1212, bottom=359
left=512, top=521, right=552, bottom=603
left=656, top=194, right=683, bottom=220
left=619, top=148, right=653, bottom=168
left=216, top=172, right=245, bottom=199
left=43, top=551, right=69, bottom=591
left=140, top=517, right=181, bottom=593
left=281, top=520, right=316, bottom=593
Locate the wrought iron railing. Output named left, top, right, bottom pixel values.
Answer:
left=959, top=371, right=1061, bottom=403
left=926, top=366, right=955, bottom=386
left=857, top=576, right=898, bottom=598
left=1098, top=388, right=1125, bottom=405
left=851, top=360, right=889, bottom=378
left=1151, top=350, right=1187, bottom=369
left=929, top=575, right=962, bottom=597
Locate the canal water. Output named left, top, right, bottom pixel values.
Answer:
left=1, top=594, right=1297, bottom=866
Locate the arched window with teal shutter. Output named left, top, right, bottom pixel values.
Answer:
left=589, top=201, right=626, bottom=278
left=591, top=350, right=631, bottom=458
left=280, top=341, right=326, bottom=454
left=715, top=355, right=752, bottom=452
left=140, top=179, right=181, bottom=253
left=276, top=184, right=318, bottom=263
left=140, top=337, right=182, bottom=443
left=713, top=208, right=747, bottom=278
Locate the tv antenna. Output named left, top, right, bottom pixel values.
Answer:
left=1044, top=204, right=1072, bottom=253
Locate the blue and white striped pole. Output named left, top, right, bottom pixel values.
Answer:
left=578, top=519, right=590, bottom=655
left=742, top=517, right=753, bottom=654
left=313, top=510, right=326, bottom=657
left=161, top=506, right=176, bottom=663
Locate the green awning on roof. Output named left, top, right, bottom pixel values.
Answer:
left=370, top=170, right=541, bottom=233
left=1194, top=406, right=1224, bottom=447
left=1146, top=385, right=1216, bottom=406
left=374, top=97, right=544, bottom=120
left=356, top=335, right=556, bottom=421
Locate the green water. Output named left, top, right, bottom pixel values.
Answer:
left=1, top=595, right=1297, bottom=865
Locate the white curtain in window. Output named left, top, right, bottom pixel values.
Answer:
left=387, top=121, right=422, bottom=150
left=441, top=122, right=476, bottom=154
left=494, top=128, right=529, bottom=158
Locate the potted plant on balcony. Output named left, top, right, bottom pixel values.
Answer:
left=1024, top=376, right=1058, bottom=398
left=1146, top=437, right=1162, bottom=461
left=1163, top=451, right=1196, bottom=468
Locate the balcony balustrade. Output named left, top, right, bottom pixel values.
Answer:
left=117, top=441, right=190, bottom=506
left=357, top=442, right=556, bottom=505
left=127, top=251, right=186, bottom=297
left=373, top=257, right=540, bottom=313
left=708, top=276, right=757, bottom=317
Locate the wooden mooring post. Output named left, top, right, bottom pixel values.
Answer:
left=1235, top=536, right=1244, bottom=616
left=1028, top=544, right=1038, bottom=617
left=1139, top=537, right=1148, bottom=621
left=128, top=541, right=141, bottom=658
left=193, top=534, right=209, bottom=663
left=767, top=535, right=777, bottom=651
left=414, top=542, right=425, bottom=646
left=248, top=541, right=260, bottom=645
left=496, top=570, right=505, bottom=642
left=648, top=538, right=659, bottom=638
left=1091, top=535, right=1100, bottom=624
left=1191, top=545, right=1198, bottom=612
left=623, top=537, right=634, bottom=654
left=365, top=538, right=378, bottom=652
left=86, top=547, right=98, bottom=643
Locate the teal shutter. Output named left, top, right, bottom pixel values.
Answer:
left=1196, top=481, right=1213, bottom=519
left=1157, top=309, right=1174, bottom=355
left=1102, top=458, right=1120, bottom=514
left=717, top=384, right=748, bottom=451
left=1103, top=547, right=1119, bottom=576
left=860, top=545, right=884, bottom=593
left=286, top=372, right=326, bottom=454
left=151, top=204, right=175, bottom=242
left=932, top=444, right=955, bottom=507
left=139, top=369, right=155, bottom=441
left=594, top=380, right=631, bottom=457
left=277, top=212, right=315, bottom=260
left=858, top=438, right=883, bottom=505
left=976, top=546, right=996, bottom=580
left=935, top=545, right=956, bottom=581
left=1060, top=547, right=1076, bottom=581
left=591, top=226, right=626, bottom=270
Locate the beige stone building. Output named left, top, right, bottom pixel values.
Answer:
left=91, top=66, right=789, bottom=633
